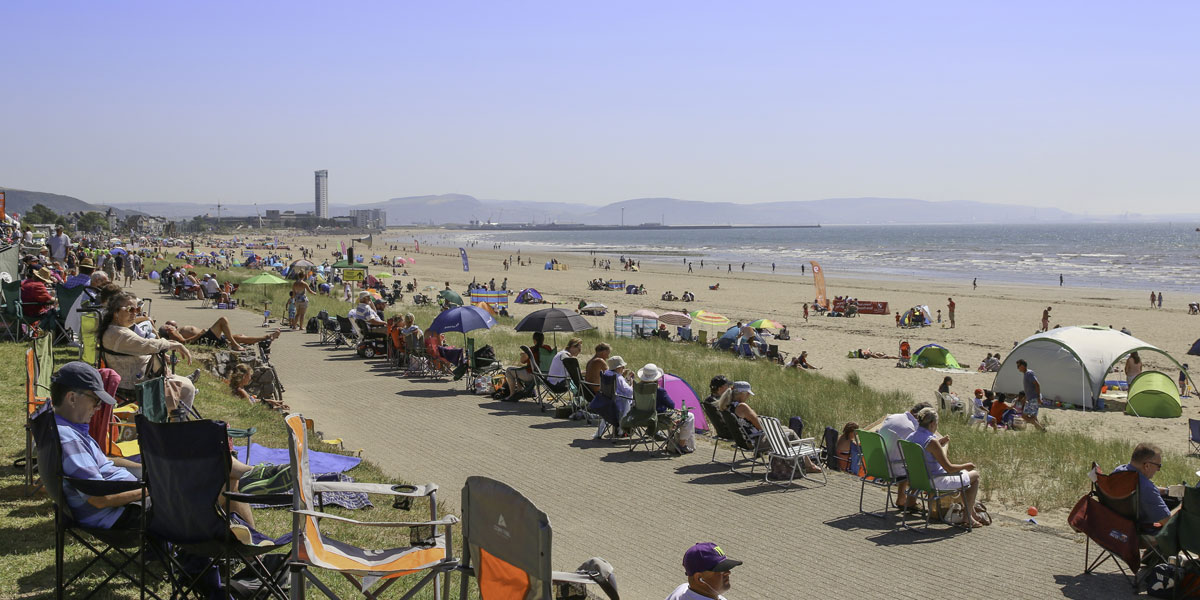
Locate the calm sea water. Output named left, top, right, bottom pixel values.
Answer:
left=425, top=223, right=1200, bottom=292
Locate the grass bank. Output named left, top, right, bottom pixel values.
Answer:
left=0, top=340, right=474, bottom=599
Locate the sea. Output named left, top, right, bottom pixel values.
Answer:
left=415, top=223, right=1200, bottom=293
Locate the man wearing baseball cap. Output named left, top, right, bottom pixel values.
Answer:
left=666, top=542, right=742, bottom=599
left=49, top=361, right=144, bottom=529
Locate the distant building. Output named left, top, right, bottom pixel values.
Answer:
left=126, top=215, right=168, bottom=235
left=314, top=170, right=329, bottom=219
left=348, top=208, right=386, bottom=229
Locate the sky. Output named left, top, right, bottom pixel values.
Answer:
left=2, top=1, right=1198, bottom=214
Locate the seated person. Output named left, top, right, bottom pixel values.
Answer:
left=99, top=292, right=196, bottom=414
left=399, top=312, right=422, bottom=340
left=1112, top=442, right=1179, bottom=533
left=229, top=363, right=288, bottom=411
left=876, top=402, right=933, bottom=509
left=833, top=422, right=859, bottom=471
left=201, top=274, right=226, bottom=303
left=21, top=266, right=59, bottom=329
left=937, top=376, right=961, bottom=408
left=978, top=353, right=993, bottom=372
left=984, top=353, right=1002, bottom=372
left=776, top=325, right=790, bottom=340
left=704, top=375, right=731, bottom=407
left=51, top=361, right=255, bottom=529
left=906, top=407, right=984, bottom=527
left=158, top=317, right=280, bottom=351
left=587, top=355, right=635, bottom=437
left=502, top=331, right=552, bottom=402
left=989, top=392, right=1016, bottom=427
left=717, top=381, right=821, bottom=473
left=546, top=337, right=583, bottom=393
left=583, top=342, right=611, bottom=397
left=348, top=292, right=385, bottom=328
left=971, top=389, right=998, bottom=430
left=797, top=351, right=818, bottom=369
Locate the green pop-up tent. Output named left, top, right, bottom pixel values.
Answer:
left=910, top=344, right=961, bottom=369
left=1125, top=371, right=1182, bottom=418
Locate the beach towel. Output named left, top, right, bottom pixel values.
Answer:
left=928, top=367, right=973, bottom=374
left=234, top=443, right=361, bottom=473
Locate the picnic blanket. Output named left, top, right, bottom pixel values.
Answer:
left=234, top=443, right=362, bottom=473
left=928, top=367, right=974, bottom=374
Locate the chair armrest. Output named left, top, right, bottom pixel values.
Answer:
left=551, top=570, right=596, bottom=585
left=292, top=510, right=459, bottom=528
left=224, top=491, right=293, bottom=506
left=310, top=482, right=437, bottom=497
left=67, top=477, right=145, bottom=496
left=227, top=427, right=257, bottom=437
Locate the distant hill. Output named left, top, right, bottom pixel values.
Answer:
left=1, top=187, right=141, bottom=219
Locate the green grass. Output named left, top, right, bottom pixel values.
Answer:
left=0, top=340, right=476, bottom=599
left=222, top=263, right=1200, bottom=510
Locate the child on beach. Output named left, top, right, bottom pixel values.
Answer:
left=1182, top=365, right=1191, bottom=397
left=286, top=291, right=297, bottom=329
left=936, top=309, right=942, bottom=324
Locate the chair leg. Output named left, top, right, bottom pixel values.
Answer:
left=56, top=513, right=65, bottom=600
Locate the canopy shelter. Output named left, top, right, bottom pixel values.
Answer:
left=660, top=373, right=707, bottom=433
left=329, top=259, right=369, bottom=269
left=900, top=305, right=932, bottom=328
left=514, top=288, right=544, bottom=304
left=438, top=289, right=464, bottom=308
left=993, top=326, right=1192, bottom=410
left=910, top=344, right=961, bottom=369
left=1190, top=338, right=1200, bottom=356
left=1124, top=371, right=1183, bottom=418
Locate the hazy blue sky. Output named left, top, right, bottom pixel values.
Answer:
left=2, top=2, right=1198, bottom=213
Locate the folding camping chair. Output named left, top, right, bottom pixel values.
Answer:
left=136, top=415, right=293, bottom=600
left=31, top=407, right=163, bottom=600
left=284, top=413, right=459, bottom=600
left=460, top=337, right=500, bottom=391
left=1154, top=484, right=1200, bottom=597
left=19, top=332, right=54, bottom=494
left=527, top=347, right=577, bottom=413
left=721, top=412, right=764, bottom=475
left=519, top=345, right=554, bottom=411
left=1189, top=419, right=1200, bottom=456
left=898, top=439, right=971, bottom=532
left=79, top=309, right=101, bottom=366
left=562, top=355, right=596, bottom=423
left=1, top=279, right=37, bottom=341
left=403, top=331, right=434, bottom=376
left=1069, top=469, right=1165, bottom=586
left=696, top=330, right=708, bottom=346
left=856, top=430, right=906, bottom=518
left=52, top=284, right=89, bottom=346
left=677, top=327, right=693, bottom=342
left=332, top=316, right=358, bottom=350
left=457, top=476, right=619, bottom=600
left=320, top=313, right=338, bottom=345
left=752, top=416, right=825, bottom=487
left=701, top=401, right=737, bottom=463
left=621, top=381, right=669, bottom=453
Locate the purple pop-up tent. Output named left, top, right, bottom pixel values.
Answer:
left=660, top=373, right=707, bottom=433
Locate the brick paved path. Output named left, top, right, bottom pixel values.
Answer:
left=143, top=283, right=1135, bottom=600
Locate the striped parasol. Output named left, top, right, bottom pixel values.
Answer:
left=745, top=318, right=783, bottom=329
left=658, top=312, right=692, bottom=327
left=689, top=310, right=730, bottom=326
left=630, top=309, right=659, bottom=319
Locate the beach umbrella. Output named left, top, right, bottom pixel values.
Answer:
left=423, top=285, right=437, bottom=291
left=376, top=272, right=392, bottom=279
left=581, top=302, right=607, bottom=311
left=366, top=289, right=383, bottom=299
left=630, top=309, right=659, bottom=319
left=516, top=307, right=594, bottom=345
left=438, top=289, right=464, bottom=307
left=240, top=271, right=289, bottom=305
left=658, top=312, right=692, bottom=327
left=746, top=318, right=783, bottom=330
left=289, top=259, right=316, bottom=270
left=428, top=305, right=496, bottom=335
left=109, top=247, right=128, bottom=255
left=689, top=310, right=730, bottom=326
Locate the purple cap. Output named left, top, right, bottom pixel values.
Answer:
left=683, top=543, right=742, bottom=576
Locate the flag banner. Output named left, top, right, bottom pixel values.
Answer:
left=459, top=247, right=469, bottom=272
left=811, top=261, right=829, bottom=309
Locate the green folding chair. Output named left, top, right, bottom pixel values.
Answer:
left=857, top=430, right=906, bottom=519
left=1, top=280, right=36, bottom=341
left=898, top=439, right=970, bottom=531
left=1155, top=485, right=1200, bottom=596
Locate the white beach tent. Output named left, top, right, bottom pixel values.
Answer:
left=992, top=326, right=1188, bottom=410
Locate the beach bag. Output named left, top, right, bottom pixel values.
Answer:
left=942, top=503, right=965, bottom=525
left=305, top=317, right=319, bottom=334
left=769, top=456, right=794, bottom=480
left=672, top=412, right=696, bottom=454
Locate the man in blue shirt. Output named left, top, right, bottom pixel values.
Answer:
left=50, top=361, right=144, bottom=529
left=1112, top=442, right=1175, bottom=531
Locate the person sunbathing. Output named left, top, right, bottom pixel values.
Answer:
left=229, top=363, right=288, bottom=410
left=717, top=382, right=821, bottom=473
left=158, top=317, right=280, bottom=351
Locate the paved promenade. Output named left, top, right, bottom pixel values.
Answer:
left=142, top=283, right=1135, bottom=600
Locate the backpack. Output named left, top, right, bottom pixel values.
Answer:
left=788, top=416, right=804, bottom=439
left=305, top=317, right=319, bottom=334
left=475, top=344, right=496, bottom=362
left=820, top=426, right=839, bottom=469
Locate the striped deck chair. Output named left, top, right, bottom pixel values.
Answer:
left=285, top=413, right=459, bottom=600
left=754, top=416, right=825, bottom=487
left=457, top=476, right=619, bottom=600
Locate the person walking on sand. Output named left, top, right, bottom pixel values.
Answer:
left=973, top=277, right=977, bottom=290
left=947, top=297, right=956, bottom=328
left=1150, top=291, right=1157, bottom=308
left=1158, top=291, right=1163, bottom=308
left=803, top=302, right=809, bottom=323
left=1041, top=307, right=1051, bottom=332
left=772, top=262, right=775, bottom=273
left=1059, top=274, right=1064, bottom=286
left=1016, top=359, right=1047, bottom=431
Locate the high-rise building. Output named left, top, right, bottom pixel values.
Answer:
left=314, top=170, right=329, bottom=219
left=349, top=208, right=386, bottom=229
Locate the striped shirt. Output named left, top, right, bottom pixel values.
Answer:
left=55, top=414, right=137, bottom=529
